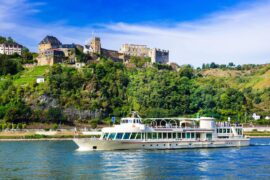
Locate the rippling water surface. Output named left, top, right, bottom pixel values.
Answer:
left=0, top=138, right=270, bottom=179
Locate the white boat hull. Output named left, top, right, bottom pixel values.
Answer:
left=73, top=138, right=250, bottom=151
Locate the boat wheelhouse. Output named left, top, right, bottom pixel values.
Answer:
left=73, top=112, right=249, bottom=151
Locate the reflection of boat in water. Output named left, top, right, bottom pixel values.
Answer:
left=73, top=112, right=250, bottom=151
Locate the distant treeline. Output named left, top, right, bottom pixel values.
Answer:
left=201, top=62, right=260, bottom=70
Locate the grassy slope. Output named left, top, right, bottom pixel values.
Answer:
left=13, top=66, right=49, bottom=86
left=200, top=64, right=270, bottom=90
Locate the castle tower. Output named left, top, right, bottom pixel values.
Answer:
left=90, top=37, right=101, bottom=54
left=38, top=35, right=62, bottom=54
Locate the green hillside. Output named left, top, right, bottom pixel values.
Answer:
left=0, top=56, right=269, bottom=126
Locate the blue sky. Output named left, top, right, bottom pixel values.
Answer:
left=32, top=0, right=250, bottom=25
left=0, top=0, right=270, bottom=66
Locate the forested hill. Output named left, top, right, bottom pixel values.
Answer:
left=0, top=56, right=269, bottom=126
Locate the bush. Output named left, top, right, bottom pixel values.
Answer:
left=52, top=123, right=58, bottom=130
left=46, top=107, right=65, bottom=123
left=90, top=119, right=99, bottom=129
left=0, top=54, right=23, bottom=75
left=17, top=123, right=23, bottom=129
left=7, top=123, right=12, bottom=129
left=2, top=123, right=7, bottom=130
left=25, top=134, right=47, bottom=139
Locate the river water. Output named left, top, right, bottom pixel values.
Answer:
left=0, top=138, right=269, bottom=179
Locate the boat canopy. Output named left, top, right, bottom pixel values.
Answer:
left=141, top=118, right=197, bottom=128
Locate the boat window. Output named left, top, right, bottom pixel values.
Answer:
left=130, top=133, right=137, bottom=139
left=103, top=133, right=109, bottom=139
left=163, top=133, right=167, bottom=139
left=136, top=133, right=141, bottom=139
left=227, top=129, right=230, bottom=133
left=191, top=133, right=195, bottom=139
left=142, top=133, right=145, bottom=140
left=108, top=133, right=116, bottom=139
left=177, top=133, right=181, bottom=139
left=168, top=133, right=172, bottom=139
left=123, top=133, right=131, bottom=139
left=158, top=132, right=162, bottom=139
left=223, top=129, right=226, bottom=133
left=206, top=133, right=212, bottom=140
left=186, top=133, right=191, bottom=139
left=116, top=133, right=123, bottom=139
left=219, top=129, right=222, bottom=133
left=182, top=133, right=185, bottom=139
left=147, top=133, right=152, bottom=139
left=173, top=133, right=177, bottom=139
left=153, top=133, right=157, bottom=139
left=237, top=129, right=242, bottom=135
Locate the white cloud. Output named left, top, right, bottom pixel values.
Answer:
left=0, top=0, right=270, bottom=66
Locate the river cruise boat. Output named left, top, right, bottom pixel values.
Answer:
left=73, top=112, right=250, bottom=151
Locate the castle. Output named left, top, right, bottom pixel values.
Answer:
left=119, top=44, right=169, bottom=64
left=37, top=35, right=169, bottom=66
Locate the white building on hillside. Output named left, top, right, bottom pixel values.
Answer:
left=0, top=42, right=23, bottom=55
left=36, top=76, right=45, bottom=84
left=252, top=113, right=260, bottom=120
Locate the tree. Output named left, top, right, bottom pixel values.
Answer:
left=130, top=56, right=149, bottom=68
left=46, top=107, right=65, bottom=123
left=21, top=48, right=34, bottom=63
left=4, top=101, right=31, bottom=123
left=228, top=62, right=235, bottom=67
left=7, top=37, right=15, bottom=43
left=179, top=65, right=194, bottom=79
left=0, top=55, right=23, bottom=75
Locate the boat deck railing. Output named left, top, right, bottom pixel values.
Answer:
left=147, top=125, right=199, bottom=129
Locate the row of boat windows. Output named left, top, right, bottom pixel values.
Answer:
left=102, top=132, right=212, bottom=140
left=216, top=128, right=231, bottom=134
left=216, top=128, right=243, bottom=135
left=235, top=128, right=243, bottom=135
left=121, top=119, right=141, bottom=124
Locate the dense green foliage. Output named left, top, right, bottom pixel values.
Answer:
left=0, top=55, right=24, bottom=75
left=0, top=36, right=15, bottom=44
left=0, top=58, right=269, bottom=125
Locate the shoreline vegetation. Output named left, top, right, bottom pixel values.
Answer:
left=0, top=130, right=101, bottom=141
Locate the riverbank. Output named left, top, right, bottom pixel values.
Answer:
left=244, top=133, right=270, bottom=138
left=0, top=131, right=100, bottom=141
left=0, top=138, right=74, bottom=141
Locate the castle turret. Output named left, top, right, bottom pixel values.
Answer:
left=38, top=35, right=62, bottom=53
left=90, top=37, right=101, bottom=54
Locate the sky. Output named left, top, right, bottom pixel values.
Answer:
left=0, top=0, right=270, bottom=66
